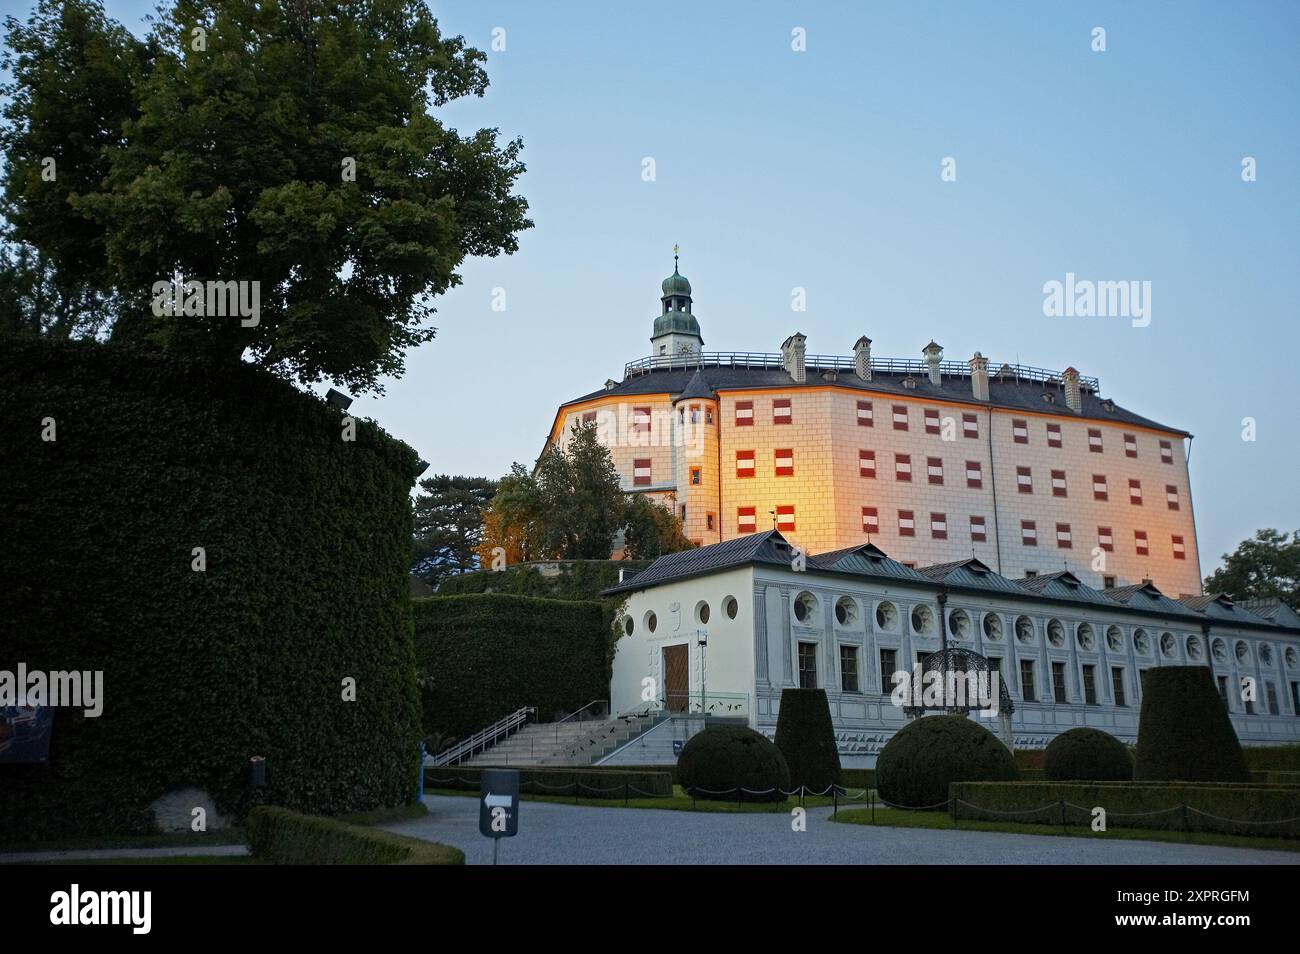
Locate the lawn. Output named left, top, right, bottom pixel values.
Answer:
left=426, top=784, right=875, bottom=814
left=832, top=806, right=1300, bottom=854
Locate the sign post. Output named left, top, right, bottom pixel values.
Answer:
left=478, top=768, right=520, bottom=865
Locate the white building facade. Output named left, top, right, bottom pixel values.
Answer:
left=605, top=532, right=1300, bottom=768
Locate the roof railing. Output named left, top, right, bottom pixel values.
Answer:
left=623, top=353, right=1099, bottom=393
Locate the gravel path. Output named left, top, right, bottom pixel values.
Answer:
left=387, top=795, right=1299, bottom=866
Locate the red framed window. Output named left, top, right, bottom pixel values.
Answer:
left=1166, top=485, right=1179, bottom=511
left=931, top=513, right=948, bottom=540
left=1172, top=535, right=1186, bottom=560
left=1056, top=523, right=1072, bottom=549
left=735, top=401, right=754, bottom=427
left=632, top=407, right=652, bottom=433
left=582, top=410, right=597, bottom=425
left=1159, top=439, right=1173, bottom=464
left=1088, top=428, right=1103, bottom=453
left=857, top=400, right=873, bottom=427
left=776, top=505, right=796, bottom=532
left=735, top=450, right=755, bottom=478
left=1092, top=474, right=1108, bottom=501
left=633, top=458, right=651, bottom=486
left=861, top=507, right=879, bottom=535
left=970, top=515, right=987, bottom=542
left=689, top=466, right=702, bottom=486
left=773, top=398, right=792, bottom=425
left=895, top=453, right=912, bottom=482
left=859, top=449, right=876, bottom=478
left=1012, top=419, right=1028, bottom=444
left=1134, top=530, right=1149, bottom=556
left=927, top=457, right=944, bottom=485
left=774, top=449, right=794, bottom=477
left=1098, top=527, right=1114, bottom=552
left=1017, top=466, right=1033, bottom=493
left=966, top=460, right=982, bottom=489
left=892, top=405, right=909, bottom=431
left=1129, top=478, right=1142, bottom=505
left=737, top=506, right=757, bottom=533
left=1051, top=469, right=1067, bottom=497
left=1124, top=433, right=1138, bottom=458
left=1046, top=422, right=1062, bottom=448
left=963, top=413, right=978, bottom=439
left=1021, top=521, right=1038, bottom=546
left=924, top=408, right=940, bottom=434
left=898, top=510, right=915, bottom=537
left=706, top=513, right=715, bottom=530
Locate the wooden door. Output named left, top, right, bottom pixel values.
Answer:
left=663, top=644, right=689, bottom=713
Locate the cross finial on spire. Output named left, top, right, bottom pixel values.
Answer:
left=673, top=243, right=680, bottom=273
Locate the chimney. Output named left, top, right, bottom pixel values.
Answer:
left=1062, top=367, right=1081, bottom=413
left=922, top=340, right=943, bottom=386
left=969, top=352, right=989, bottom=401
left=782, top=332, right=806, bottom=384
left=853, top=336, right=872, bottom=381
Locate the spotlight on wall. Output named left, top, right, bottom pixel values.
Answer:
left=325, top=388, right=353, bottom=411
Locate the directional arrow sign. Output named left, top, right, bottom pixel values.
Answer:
left=479, top=768, right=519, bottom=838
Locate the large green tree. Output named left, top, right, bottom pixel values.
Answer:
left=1204, top=529, right=1300, bottom=609
left=480, top=425, right=694, bottom=563
left=0, top=0, right=530, bottom=391
left=411, top=474, right=496, bottom=585
left=622, top=491, right=695, bottom=559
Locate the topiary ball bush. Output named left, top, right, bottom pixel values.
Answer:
left=1042, top=728, right=1133, bottom=781
left=774, top=688, right=844, bottom=793
left=875, top=715, right=1018, bottom=809
left=677, top=725, right=790, bottom=802
left=1134, top=666, right=1250, bottom=782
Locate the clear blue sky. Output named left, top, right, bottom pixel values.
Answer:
left=27, top=0, right=1300, bottom=574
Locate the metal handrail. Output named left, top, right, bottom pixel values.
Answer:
left=552, top=699, right=608, bottom=742
left=622, top=352, right=1100, bottom=392
left=429, top=705, right=535, bottom=767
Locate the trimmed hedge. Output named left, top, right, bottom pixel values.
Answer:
left=1244, top=745, right=1300, bottom=772
left=875, top=715, right=1019, bottom=809
left=247, top=806, right=463, bottom=864
left=677, top=725, right=790, bottom=802
left=1043, top=728, right=1133, bottom=781
left=774, top=689, right=844, bottom=792
left=412, top=594, right=611, bottom=740
left=952, top=781, right=1300, bottom=839
left=1134, top=667, right=1250, bottom=782
left=437, top=561, right=652, bottom=602
left=0, top=339, right=423, bottom=839
left=425, top=765, right=672, bottom=799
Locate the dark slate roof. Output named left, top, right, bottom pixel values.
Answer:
left=809, top=543, right=930, bottom=582
left=1102, top=582, right=1202, bottom=619
left=1241, top=597, right=1300, bottom=628
left=916, top=559, right=1030, bottom=596
left=603, top=535, right=1298, bottom=633
left=562, top=364, right=1188, bottom=436
left=673, top=368, right=716, bottom=402
left=602, top=530, right=796, bottom=594
left=1016, top=571, right=1118, bottom=606
left=1178, top=594, right=1275, bottom=627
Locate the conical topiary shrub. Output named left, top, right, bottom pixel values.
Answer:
left=1134, top=666, right=1250, bottom=781
left=1043, top=727, right=1133, bottom=781
left=774, top=688, right=844, bottom=793
left=875, top=715, right=1018, bottom=809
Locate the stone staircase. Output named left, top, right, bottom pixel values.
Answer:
left=463, top=710, right=667, bottom=767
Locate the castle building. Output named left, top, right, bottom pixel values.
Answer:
left=599, top=531, right=1300, bottom=767
left=547, top=258, right=1202, bottom=596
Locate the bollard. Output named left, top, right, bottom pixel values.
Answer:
left=833, top=785, right=838, bottom=818
left=870, top=789, right=875, bottom=825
